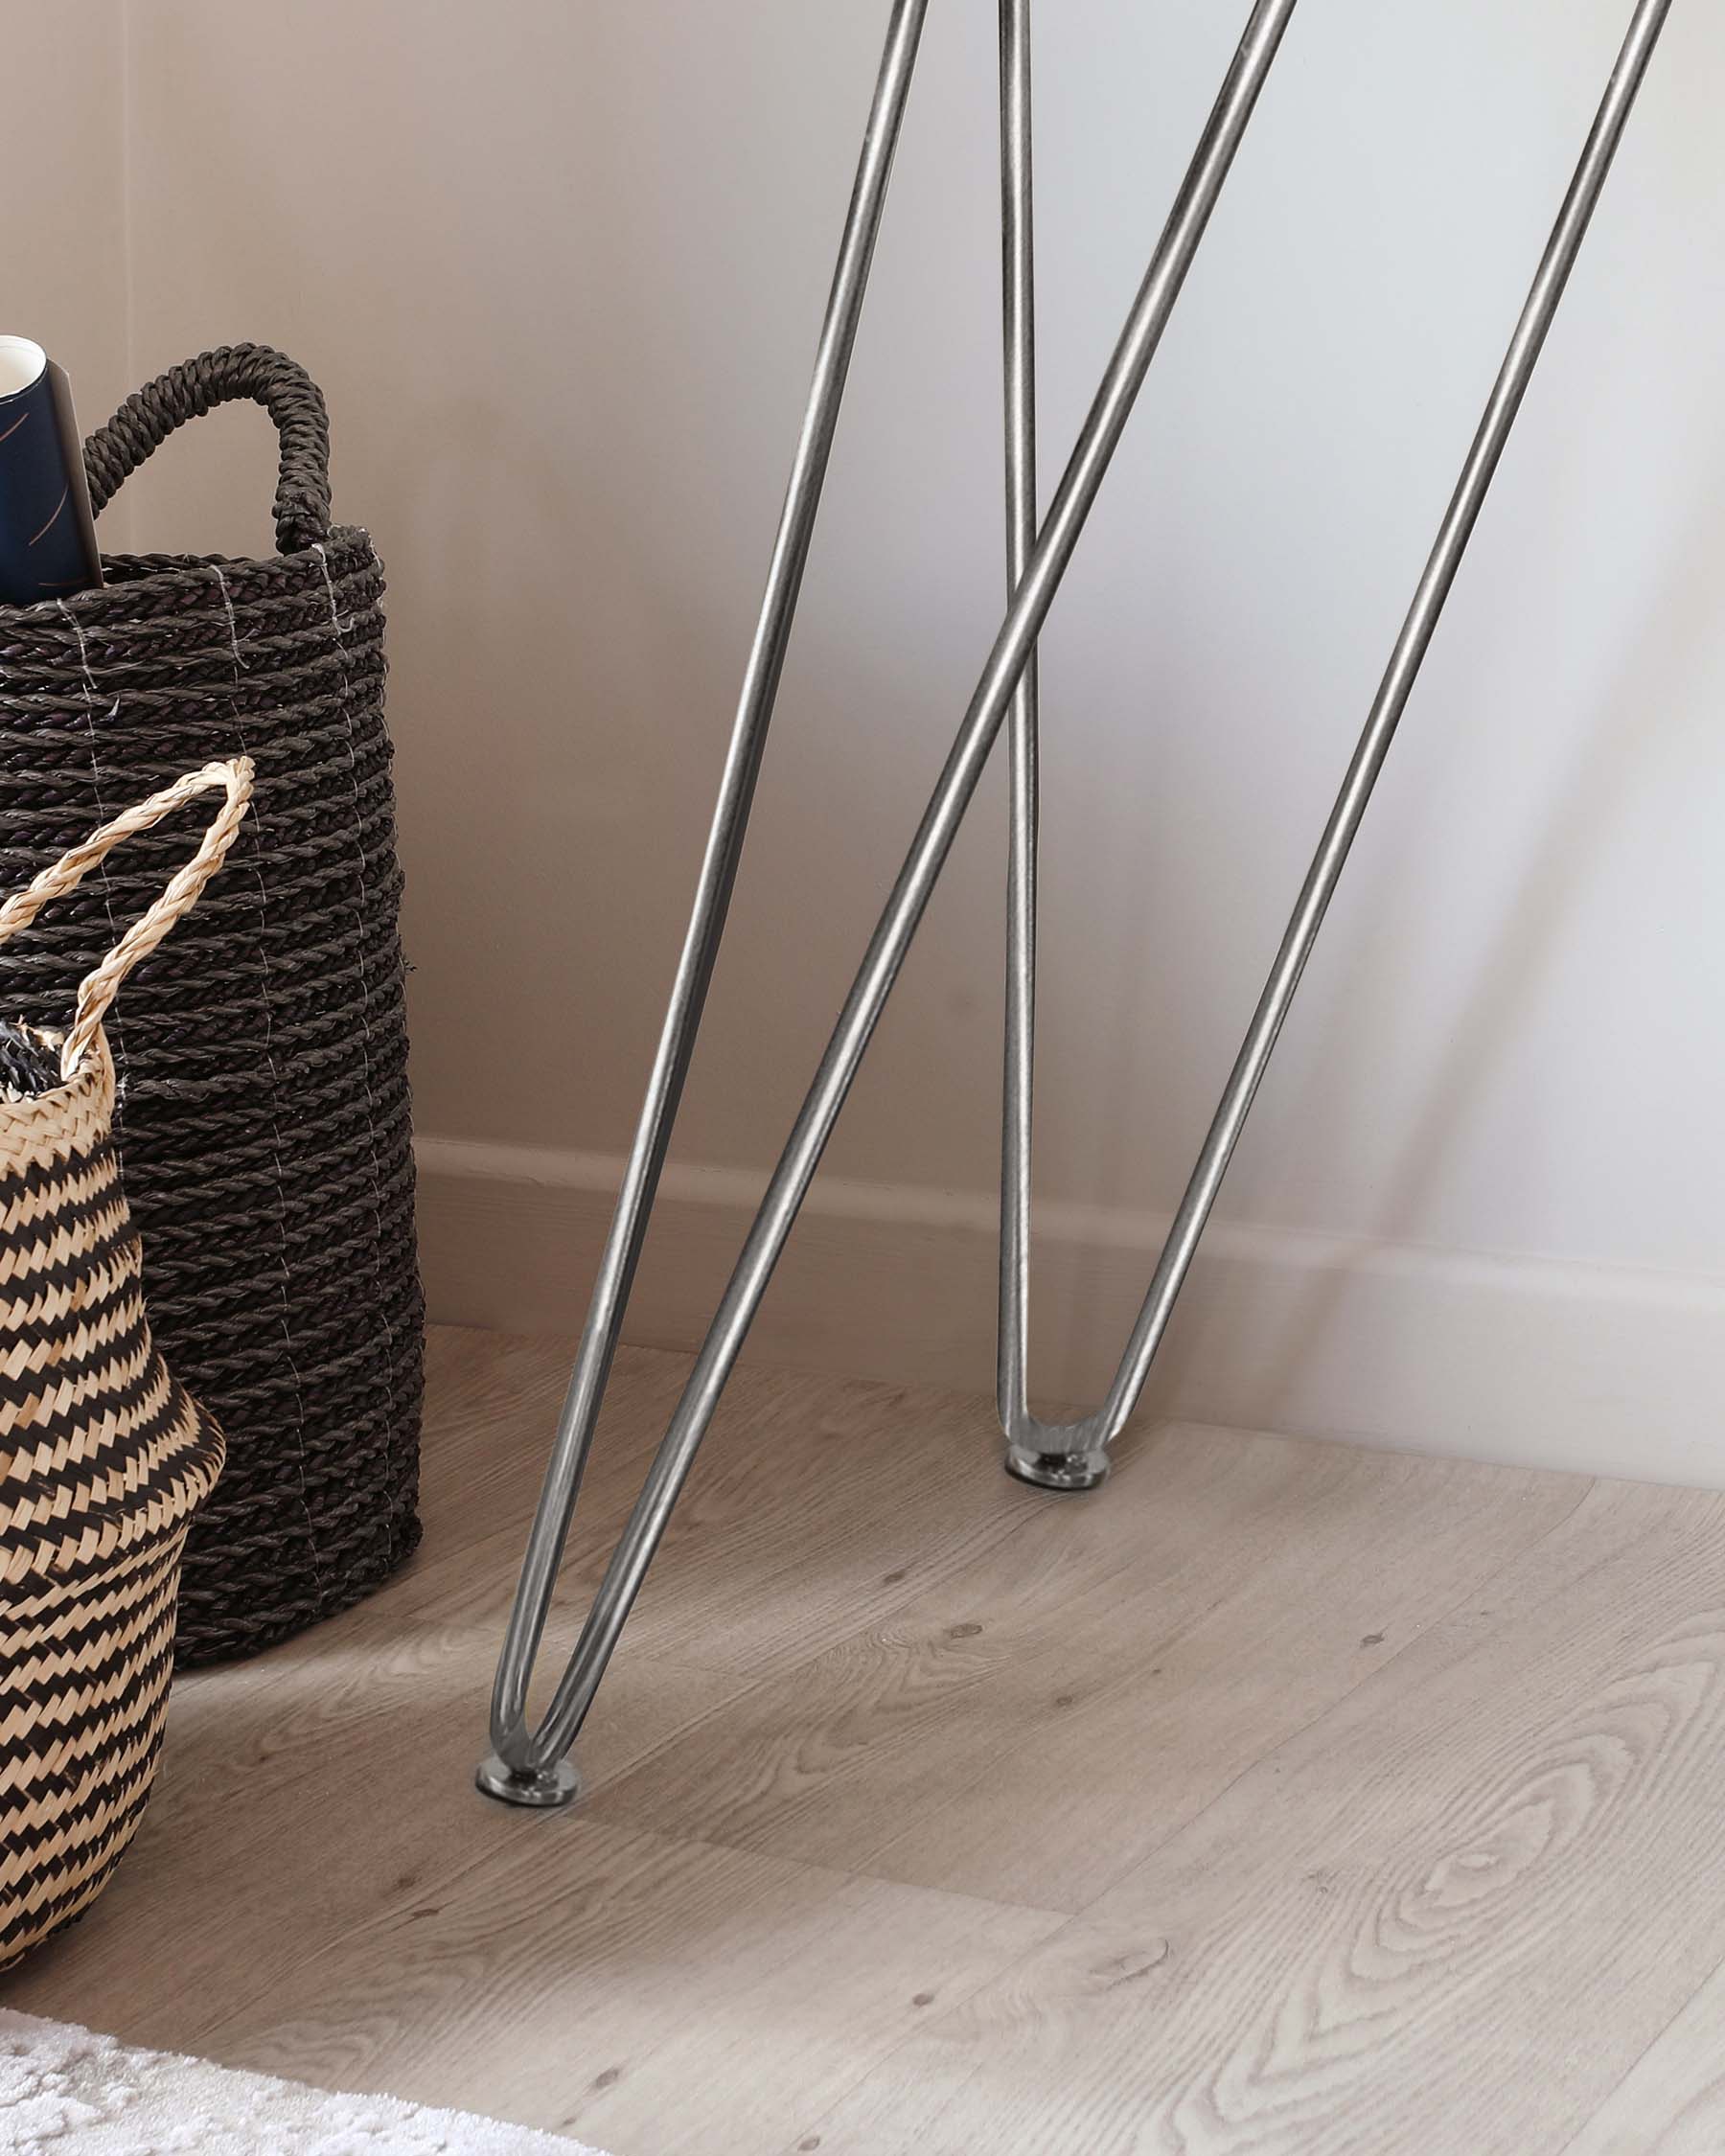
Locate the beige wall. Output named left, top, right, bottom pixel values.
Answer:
left=20, top=2, right=1725, bottom=1473
left=2, top=9, right=133, bottom=539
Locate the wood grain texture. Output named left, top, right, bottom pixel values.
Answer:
left=8, top=1325, right=1725, bottom=2156
left=589, top=1428, right=1586, bottom=1910
left=794, top=1481, right=1725, bottom=2156
left=184, top=1818, right=1061, bottom=2156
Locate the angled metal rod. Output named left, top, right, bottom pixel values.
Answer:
left=1029, top=0, right=1676, bottom=1462
left=479, top=0, right=1301, bottom=1806
left=481, top=0, right=932, bottom=1807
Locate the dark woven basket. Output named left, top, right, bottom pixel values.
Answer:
left=0, top=344, right=423, bottom=1663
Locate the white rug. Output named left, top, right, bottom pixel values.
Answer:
left=0, top=2011, right=607, bottom=2154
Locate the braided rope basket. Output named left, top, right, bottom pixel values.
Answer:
left=0, top=345, right=423, bottom=1663
left=0, top=762, right=249, bottom=1967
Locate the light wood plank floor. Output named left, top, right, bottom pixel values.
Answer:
left=10, top=1325, right=1725, bottom=2154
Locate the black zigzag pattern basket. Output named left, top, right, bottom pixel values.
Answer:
left=0, top=346, right=424, bottom=1663
left=0, top=761, right=245, bottom=1964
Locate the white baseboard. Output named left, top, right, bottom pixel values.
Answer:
left=415, top=1135, right=1725, bottom=1487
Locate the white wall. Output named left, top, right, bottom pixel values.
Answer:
left=34, top=2, right=1725, bottom=1475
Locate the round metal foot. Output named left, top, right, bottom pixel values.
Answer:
left=1003, top=1442, right=1111, bottom=1492
left=474, top=1751, right=583, bottom=1808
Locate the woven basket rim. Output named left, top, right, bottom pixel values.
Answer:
left=0, top=1021, right=112, bottom=1133
left=0, top=523, right=373, bottom=629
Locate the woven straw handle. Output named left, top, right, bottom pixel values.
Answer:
left=0, top=760, right=254, bottom=1081
left=82, top=345, right=334, bottom=555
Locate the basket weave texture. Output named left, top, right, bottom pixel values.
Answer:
left=0, top=762, right=249, bottom=1965
left=0, top=346, right=423, bottom=1663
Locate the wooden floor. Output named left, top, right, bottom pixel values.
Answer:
left=10, top=1326, right=1725, bottom=2154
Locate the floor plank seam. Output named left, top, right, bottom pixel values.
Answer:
left=1550, top=1948, right=1725, bottom=2156
left=177, top=1784, right=1073, bottom=2077
left=578, top=1800, right=1082, bottom=1919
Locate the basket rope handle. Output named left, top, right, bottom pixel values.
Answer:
left=0, top=760, right=254, bottom=1081
left=82, top=345, right=334, bottom=555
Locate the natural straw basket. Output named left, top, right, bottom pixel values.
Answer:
left=0, top=761, right=250, bottom=1968
left=0, top=345, right=423, bottom=1663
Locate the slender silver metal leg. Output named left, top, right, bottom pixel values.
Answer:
left=480, top=0, right=1300, bottom=1805
left=1000, top=0, right=1674, bottom=1491
left=479, top=0, right=932, bottom=1808
left=993, top=0, right=1100, bottom=1492
left=990, top=0, right=1116, bottom=1492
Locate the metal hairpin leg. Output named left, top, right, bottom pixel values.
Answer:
left=481, top=0, right=1672, bottom=1806
left=1000, top=0, right=1676, bottom=1489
